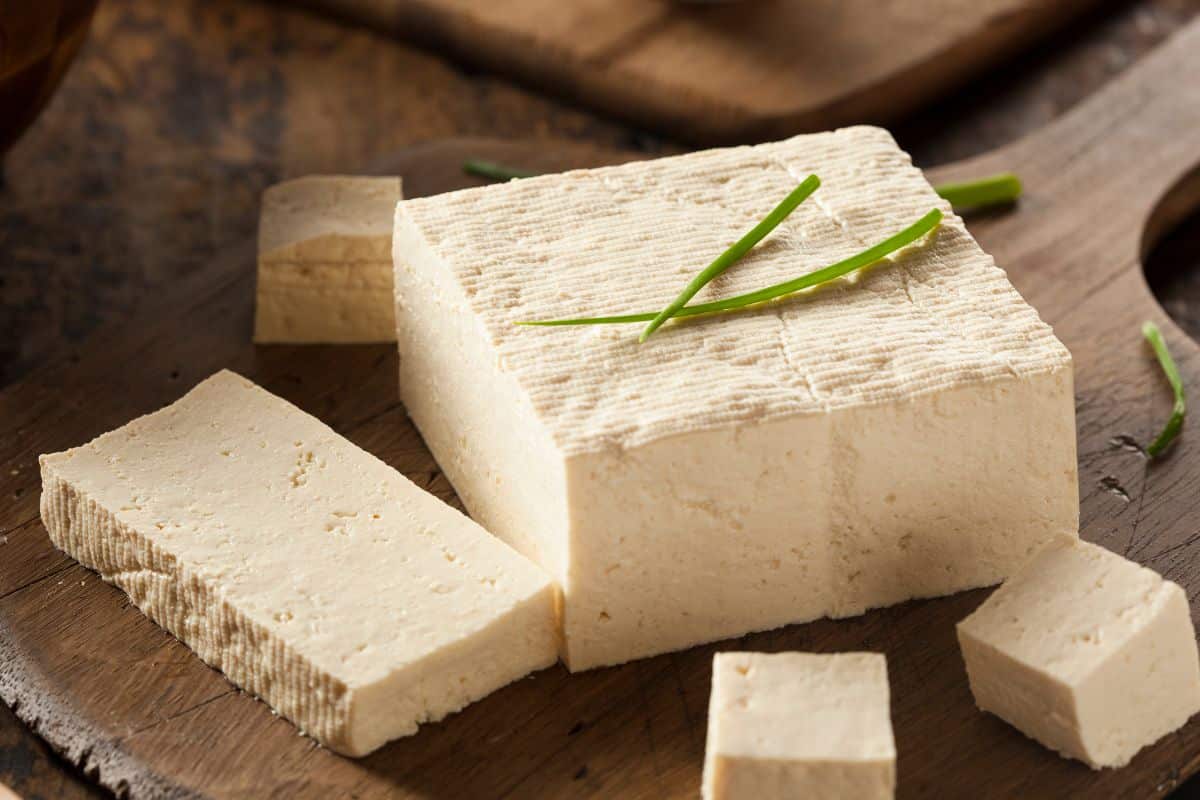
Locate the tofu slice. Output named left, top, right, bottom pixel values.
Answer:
left=255, top=175, right=402, bottom=343
left=957, top=535, right=1200, bottom=768
left=392, top=125, right=1077, bottom=671
left=703, top=652, right=896, bottom=800
left=39, top=370, right=557, bottom=756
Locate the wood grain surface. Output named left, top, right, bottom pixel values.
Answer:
left=3, top=17, right=1200, bottom=798
left=290, top=0, right=1101, bottom=144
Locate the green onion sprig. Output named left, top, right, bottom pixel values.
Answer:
left=934, top=173, right=1022, bottom=211
left=1142, top=321, right=1186, bottom=457
left=463, top=160, right=538, bottom=182
left=520, top=209, right=942, bottom=328
left=640, top=175, right=820, bottom=342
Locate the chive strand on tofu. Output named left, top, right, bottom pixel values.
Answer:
left=934, top=173, right=1022, bottom=211
left=463, top=159, right=538, bottom=182
left=1142, top=321, right=1186, bottom=457
left=520, top=208, right=943, bottom=328
left=639, top=175, right=821, bottom=343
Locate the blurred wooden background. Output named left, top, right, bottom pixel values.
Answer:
left=2, top=0, right=1200, bottom=797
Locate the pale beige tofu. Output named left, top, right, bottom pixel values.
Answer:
left=255, top=175, right=401, bottom=343
left=957, top=535, right=1200, bottom=768
left=702, top=652, right=895, bottom=800
left=39, top=370, right=557, bottom=756
left=392, top=125, right=1077, bottom=671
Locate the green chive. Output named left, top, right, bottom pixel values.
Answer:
left=520, top=208, right=943, bottom=327
left=639, top=176, right=821, bottom=343
left=463, top=160, right=538, bottom=182
left=934, top=173, right=1022, bottom=211
left=1142, top=321, right=1186, bottom=457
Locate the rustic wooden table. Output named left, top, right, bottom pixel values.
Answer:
left=2, top=0, right=1200, bottom=797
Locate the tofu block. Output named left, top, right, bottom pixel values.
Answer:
left=703, top=652, right=896, bottom=800
left=957, top=536, right=1200, bottom=768
left=393, top=126, right=1078, bottom=670
left=39, top=370, right=557, bottom=756
left=255, top=175, right=402, bottom=343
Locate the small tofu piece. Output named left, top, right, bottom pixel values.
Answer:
left=703, top=652, right=896, bottom=800
left=393, top=125, right=1077, bottom=670
left=255, top=175, right=402, bottom=343
left=957, top=536, right=1200, bottom=768
left=39, top=370, right=557, bottom=756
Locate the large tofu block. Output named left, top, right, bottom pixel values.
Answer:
left=957, top=536, right=1200, bottom=768
left=39, top=370, right=557, bottom=756
left=393, top=126, right=1077, bottom=670
left=702, top=652, right=896, bottom=800
left=255, top=175, right=401, bottom=343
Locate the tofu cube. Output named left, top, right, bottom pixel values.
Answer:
left=957, top=535, right=1200, bottom=768
left=255, top=175, right=402, bottom=343
left=393, top=126, right=1077, bottom=670
left=702, top=652, right=896, bottom=800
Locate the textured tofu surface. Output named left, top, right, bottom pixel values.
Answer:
left=958, top=536, right=1200, bottom=768
left=396, top=126, right=1067, bottom=453
left=393, top=126, right=1078, bottom=670
left=39, top=370, right=557, bottom=756
left=255, top=176, right=401, bottom=343
left=702, top=652, right=895, bottom=800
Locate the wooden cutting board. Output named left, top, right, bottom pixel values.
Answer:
left=3, top=20, right=1200, bottom=800
left=291, top=0, right=1101, bottom=144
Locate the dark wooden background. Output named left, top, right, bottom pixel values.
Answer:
left=3, top=0, right=1200, bottom=796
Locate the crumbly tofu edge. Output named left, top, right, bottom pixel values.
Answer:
left=40, top=460, right=360, bottom=751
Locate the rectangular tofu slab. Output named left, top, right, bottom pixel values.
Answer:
left=39, top=370, right=557, bottom=756
left=255, top=176, right=402, bottom=343
left=957, top=535, right=1200, bottom=768
left=392, top=125, right=1078, bottom=670
left=702, top=652, right=896, bottom=800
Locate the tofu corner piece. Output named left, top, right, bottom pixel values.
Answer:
left=703, top=652, right=896, bottom=800
left=38, top=370, right=557, bottom=757
left=392, top=125, right=1077, bottom=671
left=254, top=175, right=402, bottom=343
left=957, top=535, right=1200, bottom=768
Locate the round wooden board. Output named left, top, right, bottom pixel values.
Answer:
left=4, top=23, right=1200, bottom=798
left=293, top=0, right=1102, bottom=145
